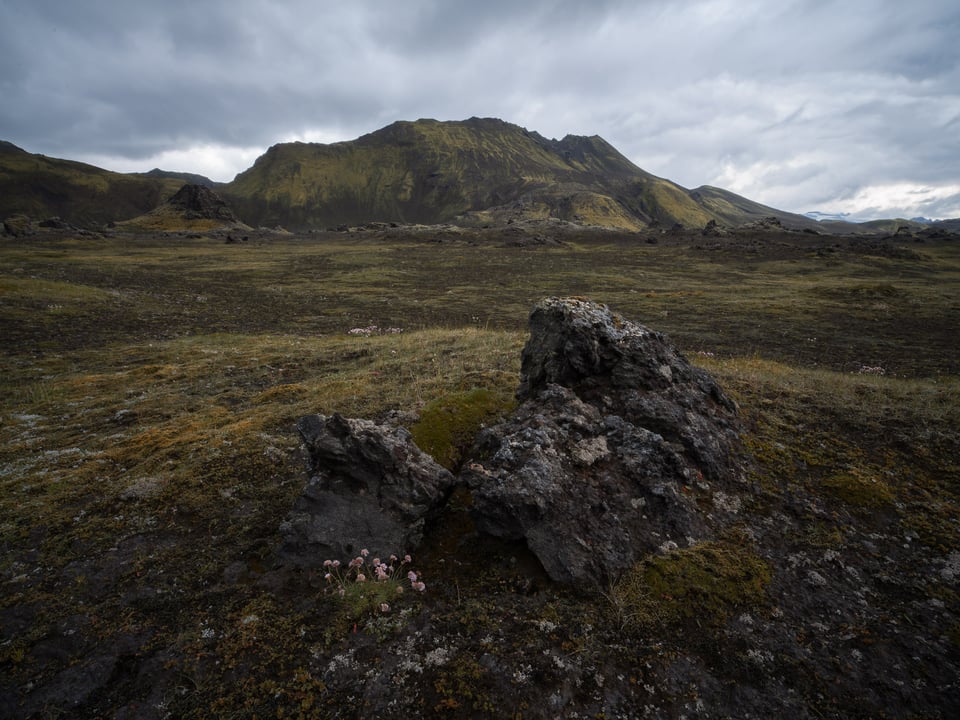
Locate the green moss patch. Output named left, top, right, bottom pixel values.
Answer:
left=410, top=387, right=515, bottom=470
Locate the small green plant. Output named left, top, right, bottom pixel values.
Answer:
left=322, top=549, right=425, bottom=621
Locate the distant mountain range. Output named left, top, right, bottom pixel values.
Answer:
left=2, top=120, right=956, bottom=233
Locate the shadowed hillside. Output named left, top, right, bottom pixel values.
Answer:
left=0, top=141, right=184, bottom=227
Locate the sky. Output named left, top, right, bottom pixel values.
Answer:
left=1, top=0, right=958, bottom=222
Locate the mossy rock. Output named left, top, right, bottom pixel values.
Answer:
left=410, top=387, right=515, bottom=471
left=610, top=540, right=771, bottom=631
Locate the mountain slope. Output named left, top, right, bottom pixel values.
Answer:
left=690, top=185, right=820, bottom=229
left=0, top=141, right=184, bottom=226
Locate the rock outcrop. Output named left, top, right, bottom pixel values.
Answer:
left=462, top=297, right=746, bottom=585
left=279, top=414, right=455, bottom=565
left=166, top=184, right=239, bottom=222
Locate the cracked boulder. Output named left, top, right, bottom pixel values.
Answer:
left=462, top=297, right=747, bottom=585
left=279, top=413, right=455, bottom=565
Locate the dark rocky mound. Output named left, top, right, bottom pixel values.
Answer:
left=462, top=297, right=746, bottom=584
left=284, top=297, right=747, bottom=587
left=166, top=183, right=238, bottom=221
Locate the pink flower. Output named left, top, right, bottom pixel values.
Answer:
left=331, top=560, right=340, bottom=568
left=361, top=548, right=370, bottom=557
left=372, top=557, right=380, bottom=566
left=413, top=581, right=426, bottom=592
left=379, top=603, right=390, bottom=613
left=389, top=554, right=398, bottom=563
left=356, top=573, right=366, bottom=582
left=324, top=573, right=332, bottom=581
left=403, top=554, right=412, bottom=564
left=407, top=570, right=418, bottom=582
left=323, top=559, right=332, bottom=568
left=395, top=586, right=404, bottom=594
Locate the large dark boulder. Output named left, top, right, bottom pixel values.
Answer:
left=279, top=413, right=455, bottom=565
left=462, top=297, right=746, bottom=585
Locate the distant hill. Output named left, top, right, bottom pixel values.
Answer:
left=222, top=117, right=821, bottom=231
left=0, top=141, right=184, bottom=227
left=134, top=168, right=223, bottom=188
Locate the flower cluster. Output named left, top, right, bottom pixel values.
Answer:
left=857, top=365, right=886, bottom=376
left=347, top=326, right=403, bottom=337
left=322, top=549, right=425, bottom=613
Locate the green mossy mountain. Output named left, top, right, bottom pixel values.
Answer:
left=2, top=119, right=831, bottom=231
left=0, top=141, right=184, bottom=227
left=223, top=117, right=818, bottom=231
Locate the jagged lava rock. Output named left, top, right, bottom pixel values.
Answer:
left=463, top=297, right=746, bottom=585
left=280, top=413, right=455, bottom=565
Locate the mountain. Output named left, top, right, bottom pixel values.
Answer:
left=0, top=141, right=184, bottom=227
left=222, top=117, right=820, bottom=232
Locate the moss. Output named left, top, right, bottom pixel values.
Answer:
left=410, top=387, right=515, bottom=470
left=610, top=541, right=771, bottom=632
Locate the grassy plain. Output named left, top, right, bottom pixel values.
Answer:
left=1, top=226, right=958, bottom=717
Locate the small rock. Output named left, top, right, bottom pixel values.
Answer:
left=279, top=413, right=455, bottom=565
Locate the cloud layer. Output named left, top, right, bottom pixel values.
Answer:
left=2, top=0, right=958, bottom=219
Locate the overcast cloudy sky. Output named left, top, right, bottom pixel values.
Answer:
left=2, top=0, right=958, bottom=220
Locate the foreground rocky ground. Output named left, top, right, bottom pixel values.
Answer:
left=1, top=225, right=958, bottom=718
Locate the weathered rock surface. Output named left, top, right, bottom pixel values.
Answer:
left=463, top=296, right=746, bottom=585
left=279, top=413, right=455, bottom=565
